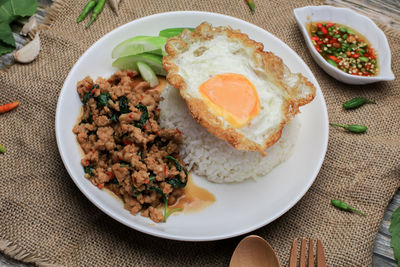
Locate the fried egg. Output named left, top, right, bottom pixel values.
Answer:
left=163, top=23, right=316, bottom=155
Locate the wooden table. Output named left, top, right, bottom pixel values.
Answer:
left=1, top=0, right=399, bottom=266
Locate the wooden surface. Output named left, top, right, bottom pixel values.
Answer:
left=0, top=0, right=399, bottom=266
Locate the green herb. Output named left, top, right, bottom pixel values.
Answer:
left=330, top=123, right=368, bottom=133
left=134, top=103, right=148, bottom=128
left=0, top=144, right=5, bottom=153
left=118, top=96, right=130, bottom=114
left=343, top=97, right=376, bottom=109
left=167, top=176, right=187, bottom=189
left=81, top=113, right=93, bottom=124
left=87, top=130, right=96, bottom=136
left=77, top=0, right=96, bottom=23
left=110, top=178, right=119, bottom=184
left=83, top=165, right=95, bottom=176
left=149, top=186, right=173, bottom=222
left=110, top=112, right=119, bottom=123
left=327, top=59, right=337, bottom=68
left=86, top=0, right=106, bottom=28
left=149, top=176, right=155, bottom=182
left=164, top=208, right=182, bottom=221
left=331, top=199, right=365, bottom=215
left=389, top=205, right=400, bottom=266
left=0, top=0, right=37, bottom=56
left=96, top=92, right=110, bottom=108
left=246, top=0, right=255, bottom=13
left=131, top=185, right=142, bottom=197
left=165, top=155, right=188, bottom=176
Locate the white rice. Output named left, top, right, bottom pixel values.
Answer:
left=159, top=85, right=300, bottom=183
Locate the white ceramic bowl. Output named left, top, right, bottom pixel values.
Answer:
left=55, top=11, right=329, bottom=241
left=294, top=5, right=395, bottom=84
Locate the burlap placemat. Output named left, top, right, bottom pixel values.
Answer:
left=0, top=0, right=399, bottom=266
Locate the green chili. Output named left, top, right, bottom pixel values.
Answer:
left=327, top=59, right=337, bottom=68
left=246, top=0, right=255, bottom=13
left=343, top=97, right=376, bottom=109
left=0, top=144, right=5, bottom=154
left=77, top=0, right=97, bottom=23
left=330, top=123, right=367, bottom=133
left=331, top=199, right=365, bottom=216
left=86, top=0, right=106, bottom=28
left=164, top=208, right=182, bottom=221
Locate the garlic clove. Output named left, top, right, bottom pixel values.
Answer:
left=20, top=16, right=37, bottom=36
left=14, top=33, right=40, bottom=63
left=109, top=0, right=121, bottom=14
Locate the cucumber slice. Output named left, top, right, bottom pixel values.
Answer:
left=112, top=36, right=167, bottom=58
left=158, top=28, right=195, bottom=38
left=137, top=61, right=159, bottom=87
left=112, top=53, right=166, bottom=76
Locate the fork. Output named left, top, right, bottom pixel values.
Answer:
left=289, top=238, right=327, bottom=267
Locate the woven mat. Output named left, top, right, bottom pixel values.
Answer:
left=1, top=0, right=399, bottom=266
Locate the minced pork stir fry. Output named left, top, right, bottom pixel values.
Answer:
left=73, top=70, right=187, bottom=223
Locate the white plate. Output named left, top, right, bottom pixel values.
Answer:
left=55, top=11, right=329, bottom=241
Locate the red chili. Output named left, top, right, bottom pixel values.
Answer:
left=311, top=36, right=319, bottom=41
left=315, top=46, right=321, bottom=52
left=352, top=53, right=360, bottom=59
left=123, top=139, right=132, bottom=145
left=106, top=171, right=114, bottom=178
left=328, top=55, right=338, bottom=61
left=127, top=71, right=134, bottom=77
left=176, top=128, right=182, bottom=134
left=321, top=27, right=328, bottom=35
left=317, top=23, right=322, bottom=28
left=128, top=114, right=133, bottom=119
left=97, top=184, right=104, bottom=189
left=346, top=51, right=351, bottom=56
left=326, top=22, right=334, bottom=27
left=163, top=165, right=167, bottom=177
left=317, top=41, right=323, bottom=45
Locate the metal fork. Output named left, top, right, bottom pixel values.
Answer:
left=289, top=238, right=327, bottom=267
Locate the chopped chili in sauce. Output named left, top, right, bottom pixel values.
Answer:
left=308, top=22, right=378, bottom=76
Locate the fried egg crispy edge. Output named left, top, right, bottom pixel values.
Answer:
left=162, top=22, right=316, bottom=155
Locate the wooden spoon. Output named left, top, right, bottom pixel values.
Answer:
left=229, top=235, right=281, bottom=267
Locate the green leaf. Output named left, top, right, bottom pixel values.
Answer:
left=0, top=0, right=37, bottom=24
left=390, top=205, right=400, bottom=265
left=0, top=22, right=14, bottom=47
left=0, top=40, right=14, bottom=55
left=0, top=0, right=37, bottom=56
left=96, top=92, right=110, bottom=108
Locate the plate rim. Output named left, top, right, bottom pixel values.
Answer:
left=55, top=10, right=329, bottom=241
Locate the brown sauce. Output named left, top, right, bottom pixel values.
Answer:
left=168, top=174, right=216, bottom=213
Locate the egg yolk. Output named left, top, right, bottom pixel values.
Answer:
left=199, top=73, right=260, bottom=128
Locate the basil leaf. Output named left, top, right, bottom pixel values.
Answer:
left=134, top=103, right=148, bottom=128
left=167, top=176, right=186, bottom=189
left=96, top=92, right=110, bottom=108
left=118, top=96, right=130, bottom=114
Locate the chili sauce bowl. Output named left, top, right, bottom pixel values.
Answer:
left=294, top=5, right=395, bottom=85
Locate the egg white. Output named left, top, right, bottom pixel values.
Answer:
left=174, top=35, right=285, bottom=145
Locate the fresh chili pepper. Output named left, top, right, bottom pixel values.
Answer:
left=331, top=199, right=365, bottom=216
left=0, top=144, right=5, bottom=154
left=330, top=123, right=368, bottom=133
left=77, top=0, right=97, bottom=23
left=320, top=27, right=328, bottom=35
left=343, top=97, right=376, bottom=109
left=311, top=36, right=319, bottom=41
left=246, top=0, right=255, bottom=13
left=123, top=139, right=133, bottom=145
left=97, top=184, right=104, bottom=189
left=0, top=101, right=19, bottom=114
left=86, top=0, right=106, bottom=28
